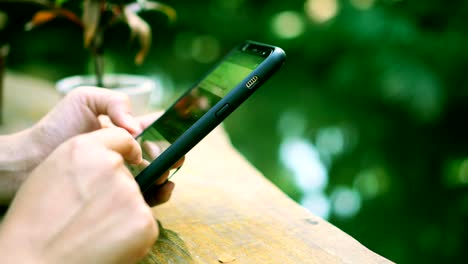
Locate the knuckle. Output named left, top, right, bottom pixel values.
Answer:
left=123, top=185, right=155, bottom=231
left=112, top=126, right=127, bottom=133
left=104, top=151, right=124, bottom=168
left=64, top=136, right=92, bottom=160
left=112, top=127, right=138, bottom=148
left=67, top=86, right=94, bottom=98
left=112, top=92, right=131, bottom=106
left=133, top=218, right=158, bottom=260
left=116, top=175, right=141, bottom=201
left=134, top=206, right=158, bottom=237
left=121, top=177, right=140, bottom=196
left=111, top=126, right=133, bottom=140
left=67, top=135, right=89, bottom=149
left=65, top=136, right=126, bottom=170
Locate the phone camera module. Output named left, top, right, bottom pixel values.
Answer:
left=262, top=50, right=272, bottom=56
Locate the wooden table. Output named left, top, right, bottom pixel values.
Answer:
left=1, top=72, right=392, bottom=264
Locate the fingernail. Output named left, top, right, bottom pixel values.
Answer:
left=123, top=114, right=142, bottom=135
left=166, top=181, right=175, bottom=192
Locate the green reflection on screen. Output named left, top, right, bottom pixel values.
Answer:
left=128, top=49, right=266, bottom=176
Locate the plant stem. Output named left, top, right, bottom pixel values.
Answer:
left=93, top=28, right=104, bottom=87
left=94, top=52, right=104, bottom=87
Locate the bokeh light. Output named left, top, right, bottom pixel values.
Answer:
left=301, top=191, right=331, bottom=219
left=277, top=110, right=307, bottom=138
left=350, top=0, right=375, bottom=10
left=279, top=137, right=328, bottom=192
left=379, top=60, right=444, bottom=122
left=305, top=0, right=339, bottom=23
left=445, top=158, right=468, bottom=187
left=0, top=11, right=7, bottom=30
left=174, top=32, right=196, bottom=60
left=316, top=126, right=345, bottom=158
left=458, top=159, right=468, bottom=185
left=173, top=33, right=220, bottom=64
left=271, top=11, right=305, bottom=39
left=353, top=167, right=390, bottom=200
left=331, top=186, right=362, bottom=219
left=191, top=35, right=220, bottom=64
left=214, top=0, right=244, bottom=11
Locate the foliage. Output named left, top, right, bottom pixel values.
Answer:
left=138, top=220, right=193, bottom=264
left=1, top=0, right=176, bottom=86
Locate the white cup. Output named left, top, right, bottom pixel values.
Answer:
left=56, top=74, right=156, bottom=115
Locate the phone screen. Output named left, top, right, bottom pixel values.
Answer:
left=128, top=46, right=270, bottom=177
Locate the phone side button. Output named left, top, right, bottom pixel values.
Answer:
left=215, top=103, right=230, bottom=118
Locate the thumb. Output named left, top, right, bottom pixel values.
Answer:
left=80, top=87, right=143, bottom=135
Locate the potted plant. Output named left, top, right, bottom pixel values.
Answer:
left=23, top=0, right=176, bottom=114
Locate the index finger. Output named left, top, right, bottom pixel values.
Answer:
left=70, top=86, right=142, bottom=135
left=84, top=127, right=142, bottom=164
left=137, top=111, right=164, bottom=129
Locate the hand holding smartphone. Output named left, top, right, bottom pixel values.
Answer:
left=128, top=41, right=286, bottom=192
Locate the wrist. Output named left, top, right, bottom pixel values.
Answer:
left=0, top=128, right=43, bottom=204
left=0, top=222, right=38, bottom=264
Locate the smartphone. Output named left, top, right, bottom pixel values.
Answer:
left=129, top=40, right=286, bottom=192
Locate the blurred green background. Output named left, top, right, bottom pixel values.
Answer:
left=1, top=0, right=468, bottom=262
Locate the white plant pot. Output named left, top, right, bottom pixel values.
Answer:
left=56, top=74, right=156, bottom=115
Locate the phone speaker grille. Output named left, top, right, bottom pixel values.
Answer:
left=246, top=76, right=259, bottom=88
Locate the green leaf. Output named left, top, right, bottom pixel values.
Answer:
left=125, top=1, right=177, bottom=24
left=138, top=220, right=193, bottom=264
left=83, top=0, right=101, bottom=48
left=25, top=9, right=82, bottom=31
left=55, top=0, right=70, bottom=6
left=124, top=7, right=151, bottom=64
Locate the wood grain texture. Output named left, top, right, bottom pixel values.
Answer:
left=1, top=72, right=393, bottom=264
left=149, top=127, right=393, bottom=264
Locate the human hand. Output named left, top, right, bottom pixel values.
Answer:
left=106, top=112, right=185, bottom=207
left=40, top=88, right=185, bottom=207
left=31, top=86, right=143, bottom=159
left=0, top=127, right=158, bottom=264
left=0, top=87, right=141, bottom=202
